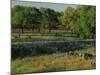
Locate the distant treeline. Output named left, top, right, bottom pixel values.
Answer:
left=11, top=5, right=96, bottom=39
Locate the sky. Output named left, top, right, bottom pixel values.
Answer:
left=11, top=0, right=78, bottom=12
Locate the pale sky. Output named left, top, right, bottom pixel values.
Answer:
left=12, top=0, right=78, bottom=12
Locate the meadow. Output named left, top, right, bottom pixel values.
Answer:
left=11, top=49, right=96, bottom=74
left=11, top=33, right=96, bottom=74
left=12, top=32, right=79, bottom=42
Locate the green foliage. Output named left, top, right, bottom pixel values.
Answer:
left=12, top=5, right=96, bottom=39
left=12, top=6, right=60, bottom=33
left=60, top=7, right=78, bottom=31
left=40, top=8, right=61, bottom=32
left=12, top=6, right=25, bottom=32
left=74, top=6, right=96, bottom=39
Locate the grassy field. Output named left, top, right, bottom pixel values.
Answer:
left=11, top=32, right=96, bottom=74
left=11, top=49, right=96, bottom=74
left=12, top=32, right=80, bottom=42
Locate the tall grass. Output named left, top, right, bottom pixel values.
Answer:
left=11, top=50, right=96, bottom=74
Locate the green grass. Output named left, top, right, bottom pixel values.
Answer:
left=12, top=32, right=80, bottom=42
left=11, top=32, right=96, bottom=74
left=11, top=49, right=96, bottom=74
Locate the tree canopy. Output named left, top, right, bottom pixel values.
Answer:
left=12, top=5, right=96, bottom=39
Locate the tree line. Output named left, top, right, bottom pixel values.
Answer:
left=11, top=5, right=96, bottom=39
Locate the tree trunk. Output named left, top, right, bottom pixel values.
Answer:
left=38, top=28, right=40, bottom=32
left=22, top=27, right=24, bottom=33
left=49, top=27, right=51, bottom=32
left=32, top=25, right=35, bottom=32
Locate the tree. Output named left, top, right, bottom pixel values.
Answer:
left=40, top=8, right=60, bottom=32
left=40, top=7, right=49, bottom=32
left=60, top=7, right=77, bottom=31
left=12, top=5, right=96, bottom=39
left=12, top=6, right=25, bottom=33
left=12, top=6, right=42, bottom=33
left=74, top=6, right=96, bottom=39
left=33, top=8, right=42, bottom=32
left=22, top=7, right=34, bottom=30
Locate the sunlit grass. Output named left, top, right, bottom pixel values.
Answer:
left=11, top=50, right=96, bottom=74
left=12, top=32, right=80, bottom=42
